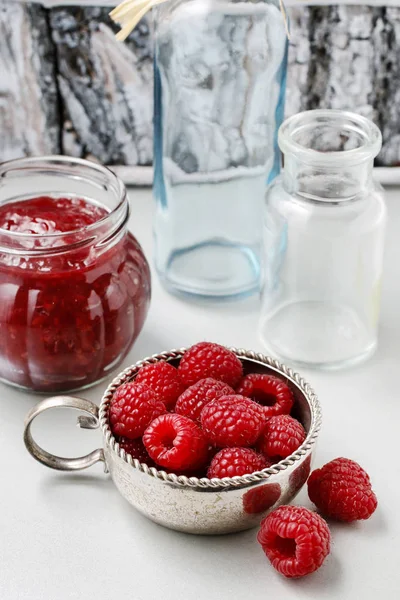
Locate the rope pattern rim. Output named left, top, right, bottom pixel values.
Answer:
left=99, top=347, right=322, bottom=489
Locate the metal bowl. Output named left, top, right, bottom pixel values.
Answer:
left=24, top=347, right=321, bottom=535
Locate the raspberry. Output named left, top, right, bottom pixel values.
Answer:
left=236, top=374, right=293, bottom=417
left=134, top=361, right=184, bottom=409
left=178, top=342, right=243, bottom=388
left=117, top=437, right=155, bottom=466
left=109, top=382, right=166, bottom=439
left=200, top=394, right=265, bottom=447
left=175, top=378, right=234, bottom=423
left=258, top=415, right=306, bottom=460
left=243, top=483, right=281, bottom=515
left=143, top=413, right=208, bottom=472
left=257, top=505, right=331, bottom=578
left=307, top=457, right=378, bottom=522
left=207, top=447, right=268, bottom=479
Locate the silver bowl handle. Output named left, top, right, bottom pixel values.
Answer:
left=24, top=396, right=105, bottom=471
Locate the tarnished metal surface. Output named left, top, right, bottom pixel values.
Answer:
left=24, top=347, right=322, bottom=535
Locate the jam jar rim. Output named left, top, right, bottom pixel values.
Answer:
left=278, top=109, right=382, bottom=167
left=0, top=155, right=129, bottom=255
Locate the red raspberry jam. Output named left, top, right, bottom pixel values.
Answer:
left=0, top=194, right=151, bottom=392
left=0, top=196, right=107, bottom=234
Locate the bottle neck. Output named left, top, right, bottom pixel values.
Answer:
left=282, top=156, right=374, bottom=202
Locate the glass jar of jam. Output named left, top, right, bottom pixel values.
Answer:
left=0, top=156, right=151, bottom=392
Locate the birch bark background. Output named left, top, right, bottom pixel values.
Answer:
left=1, top=1, right=399, bottom=168
left=49, top=7, right=153, bottom=165
left=0, top=2, right=60, bottom=160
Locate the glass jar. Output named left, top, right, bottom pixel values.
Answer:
left=259, top=110, right=387, bottom=369
left=0, top=156, right=151, bottom=392
left=153, top=0, right=288, bottom=299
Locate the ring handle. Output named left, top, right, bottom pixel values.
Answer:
left=24, top=396, right=105, bottom=471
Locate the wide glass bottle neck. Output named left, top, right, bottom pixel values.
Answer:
left=278, top=109, right=381, bottom=202
left=282, top=156, right=374, bottom=202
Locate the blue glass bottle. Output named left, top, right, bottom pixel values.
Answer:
left=154, top=0, right=288, bottom=299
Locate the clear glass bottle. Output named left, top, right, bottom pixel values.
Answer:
left=153, top=0, right=288, bottom=299
left=259, top=110, right=387, bottom=369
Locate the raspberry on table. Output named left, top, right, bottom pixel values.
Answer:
left=201, top=394, right=265, bottom=447
left=175, top=378, right=234, bottom=423
left=117, top=437, right=155, bottom=467
left=134, top=361, right=184, bottom=409
left=109, top=382, right=166, bottom=439
left=307, top=457, right=378, bottom=522
left=257, top=505, right=331, bottom=578
left=143, top=413, right=208, bottom=472
left=236, top=373, right=293, bottom=417
left=258, top=415, right=306, bottom=460
left=207, top=447, right=269, bottom=479
left=178, top=342, right=243, bottom=388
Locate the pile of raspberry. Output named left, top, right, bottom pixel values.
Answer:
left=108, top=342, right=378, bottom=580
left=108, top=342, right=305, bottom=477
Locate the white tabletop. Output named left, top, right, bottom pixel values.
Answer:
left=1, top=186, right=399, bottom=600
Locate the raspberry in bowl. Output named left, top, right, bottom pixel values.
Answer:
left=0, top=156, right=150, bottom=392
left=24, top=345, right=321, bottom=534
